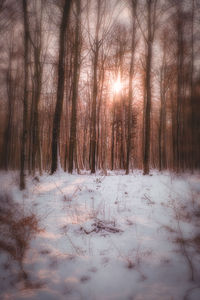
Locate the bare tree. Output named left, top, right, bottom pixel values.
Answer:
left=89, top=0, right=101, bottom=173
left=158, top=28, right=173, bottom=171
left=51, top=0, right=72, bottom=174
left=1, top=36, right=16, bottom=170
left=68, top=0, right=81, bottom=173
left=126, top=0, right=137, bottom=174
left=20, top=0, right=30, bottom=189
left=190, top=0, right=195, bottom=171
left=143, top=0, right=157, bottom=175
left=28, top=0, right=45, bottom=176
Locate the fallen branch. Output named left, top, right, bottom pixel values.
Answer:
left=81, top=219, right=123, bottom=234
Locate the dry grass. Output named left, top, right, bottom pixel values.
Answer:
left=0, top=193, right=42, bottom=287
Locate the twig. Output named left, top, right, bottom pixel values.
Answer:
left=172, top=201, right=195, bottom=281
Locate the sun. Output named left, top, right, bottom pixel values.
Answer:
left=113, top=76, right=122, bottom=94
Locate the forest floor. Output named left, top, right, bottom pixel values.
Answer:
left=0, top=170, right=200, bottom=300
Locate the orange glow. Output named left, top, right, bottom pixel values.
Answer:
left=112, top=76, right=122, bottom=94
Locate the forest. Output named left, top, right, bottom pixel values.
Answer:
left=0, top=0, right=200, bottom=299
left=0, top=0, right=199, bottom=187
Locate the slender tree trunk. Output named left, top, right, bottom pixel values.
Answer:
left=2, top=48, right=15, bottom=170
left=64, top=47, right=73, bottom=171
left=90, top=0, right=101, bottom=174
left=143, top=16, right=152, bottom=174
left=51, top=0, right=72, bottom=174
left=143, top=0, right=156, bottom=175
left=90, top=48, right=99, bottom=173
left=111, top=103, right=115, bottom=170
left=176, top=4, right=184, bottom=172
left=32, top=48, right=42, bottom=175
left=64, top=99, right=69, bottom=172
left=20, top=0, right=29, bottom=190
left=126, top=0, right=137, bottom=174
left=190, top=0, right=195, bottom=171
left=159, top=89, right=166, bottom=171
left=96, top=64, right=104, bottom=169
left=159, top=50, right=167, bottom=172
left=68, top=0, right=81, bottom=173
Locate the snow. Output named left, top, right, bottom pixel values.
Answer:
left=0, top=170, right=200, bottom=300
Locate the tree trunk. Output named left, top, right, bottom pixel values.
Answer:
left=143, top=0, right=156, bottom=175
left=51, top=0, right=72, bottom=174
left=126, top=0, right=137, bottom=174
left=68, top=0, right=81, bottom=173
left=20, top=0, right=29, bottom=190
left=90, top=0, right=101, bottom=174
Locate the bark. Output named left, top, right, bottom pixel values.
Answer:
left=111, top=103, right=115, bottom=170
left=90, top=0, right=101, bottom=174
left=2, top=45, right=15, bottom=170
left=126, top=0, right=137, bottom=174
left=31, top=45, right=42, bottom=175
left=190, top=0, right=195, bottom=171
left=51, top=0, right=72, bottom=174
left=159, top=87, right=166, bottom=171
left=176, top=3, right=184, bottom=172
left=68, top=0, right=81, bottom=173
left=158, top=46, right=168, bottom=171
left=20, top=0, right=29, bottom=190
left=143, top=0, right=157, bottom=175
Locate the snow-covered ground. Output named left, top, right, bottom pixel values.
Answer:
left=0, top=170, right=200, bottom=300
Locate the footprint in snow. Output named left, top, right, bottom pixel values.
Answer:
left=101, top=256, right=109, bottom=265
left=80, top=275, right=91, bottom=283
left=88, top=267, right=98, bottom=273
